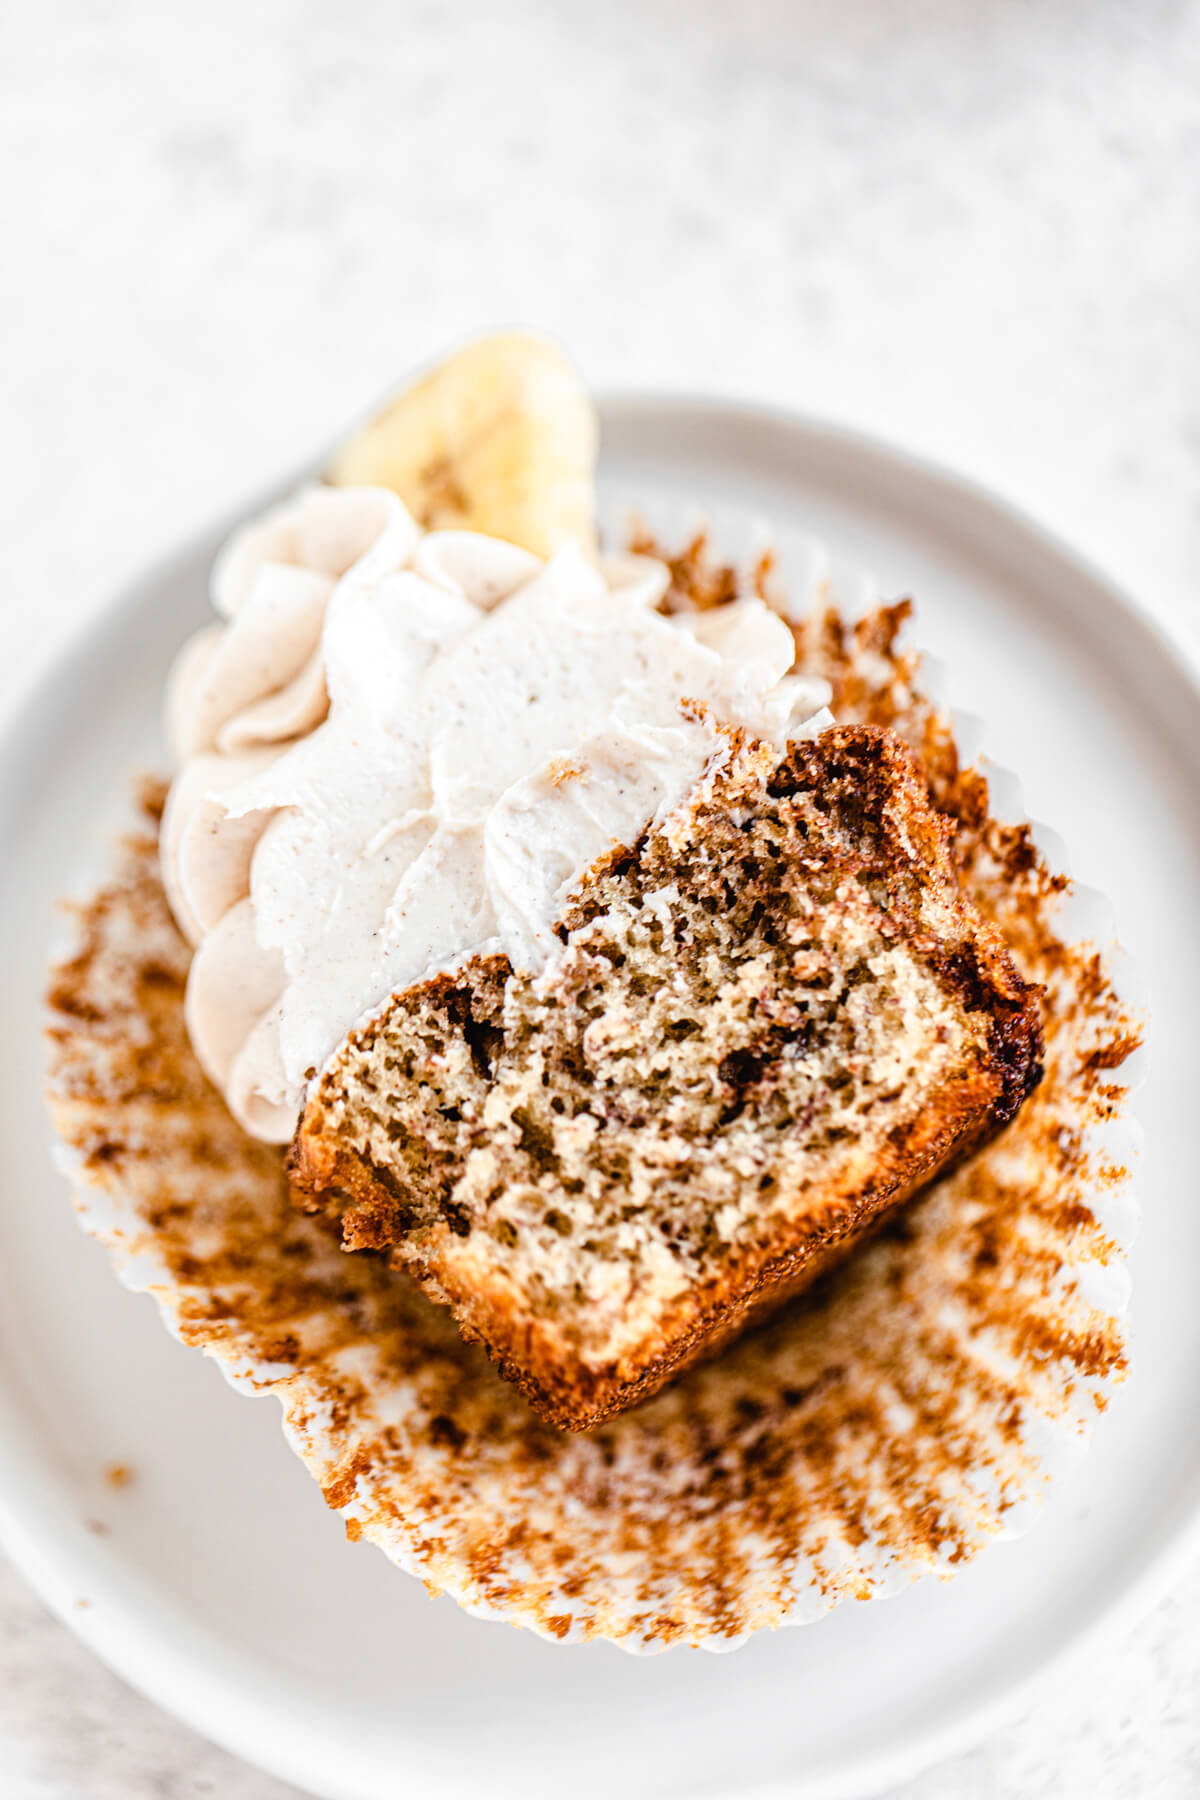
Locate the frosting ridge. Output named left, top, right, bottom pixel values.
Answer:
left=162, top=488, right=832, bottom=1141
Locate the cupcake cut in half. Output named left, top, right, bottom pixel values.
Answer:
left=43, top=332, right=1138, bottom=1645
left=290, top=722, right=1043, bottom=1429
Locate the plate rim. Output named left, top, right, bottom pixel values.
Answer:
left=2, top=390, right=1198, bottom=1800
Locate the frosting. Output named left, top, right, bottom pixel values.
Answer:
left=162, top=487, right=833, bottom=1142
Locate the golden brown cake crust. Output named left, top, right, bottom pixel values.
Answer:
left=290, top=724, right=1043, bottom=1429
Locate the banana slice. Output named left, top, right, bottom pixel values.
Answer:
left=327, top=331, right=597, bottom=558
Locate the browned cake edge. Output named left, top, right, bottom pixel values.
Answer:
left=290, top=726, right=1044, bottom=1430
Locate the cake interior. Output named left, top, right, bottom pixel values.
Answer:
left=303, top=731, right=1019, bottom=1370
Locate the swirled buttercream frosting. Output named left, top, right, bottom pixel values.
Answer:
left=161, top=487, right=832, bottom=1141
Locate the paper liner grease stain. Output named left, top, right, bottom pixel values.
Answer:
left=44, top=553, right=1141, bottom=1651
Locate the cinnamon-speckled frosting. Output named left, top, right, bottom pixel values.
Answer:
left=161, top=487, right=831, bottom=1140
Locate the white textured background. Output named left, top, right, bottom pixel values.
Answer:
left=3, top=1, right=1199, bottom=1795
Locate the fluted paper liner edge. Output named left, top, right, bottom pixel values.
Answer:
left=43, top=527, right=1142, bottom=1651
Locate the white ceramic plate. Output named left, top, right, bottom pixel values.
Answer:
left=2, top=399, right=1198, bottom=1800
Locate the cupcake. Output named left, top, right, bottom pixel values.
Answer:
left=45, top=333, right=1141, bottom=1649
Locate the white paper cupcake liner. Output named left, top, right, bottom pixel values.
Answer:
left=43, top=520, right=1143, bottom=1651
